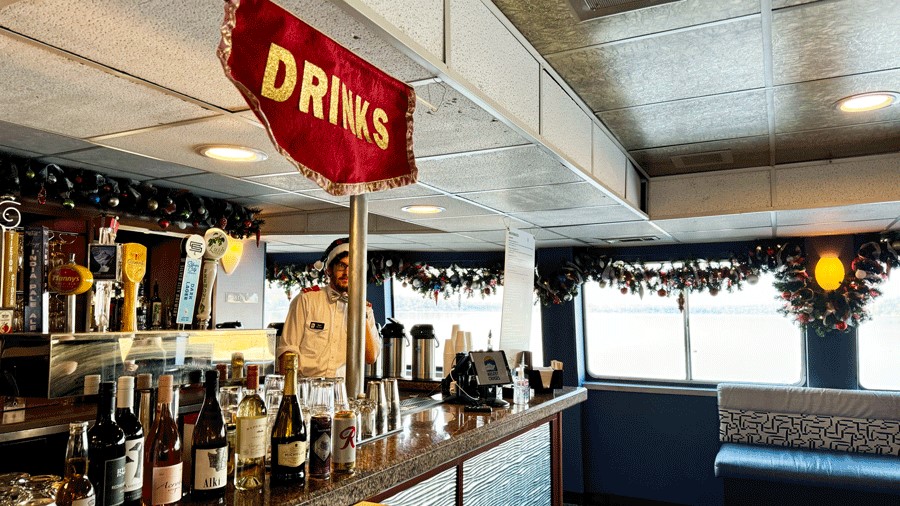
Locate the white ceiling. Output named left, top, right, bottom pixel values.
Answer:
left=0, top=0, right=898, bottom=253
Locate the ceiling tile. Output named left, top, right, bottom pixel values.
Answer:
left=405, top=214, right=529, bottom=232
left=493, top=0, right=759, bottom=55
left=547, top=17, right=764, bottom=111
left=298, top=188, right=351, bottom=205
left=774, top=121, right=900, bottom=165
left=774, top=70, right=900, bottom=133
left=54, top=147, right=202, bottom=179
left=417, top=146, right=582, bottom=193
left=534, top=238, right=590, bottom=248
left=245, top=173, right=322, bottom=192
left=98, top=116, right=300, bottom=177
left=229, top=198, right=300, bottom=216
left=454, top=230, right=506, bottom=243
left=599, top=90, right=769, bottom=150
left=631, top=135, right=770, bottom=177
left=412, top=82, right=526, bottom=157
left=0, top=121, right=94, bottom=156
left=777, top=219, right=895, bottom=237
left=776, top=202, right=900, bottom=226
left=548, top=221, right=662, bottom=241
left=0, top=35, right=216, bottom=138
left=523, top=228, right=566, bottom=241
left=368, top=195, right=491, bottom=220
left=772, top=0, right=900, bottom=85
left=236, top=192, right=340, bottom=212
left=37, top=156, right=153, bottom=182
left=669, top=227, right=773, bottom=243
left=364, top=183, right=441, bottom=201
left=654, top=212, right=773, bottom=233
left=158, top=173, right=276, bottom=198
left=511, top=205, right=643, bottom=227
left=459, top=182, right=613, bottom=213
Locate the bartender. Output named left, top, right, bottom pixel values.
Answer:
left=277, top=237, right=381, bottom=377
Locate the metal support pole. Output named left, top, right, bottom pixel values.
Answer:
left=346, top=194, right=368, bottom=399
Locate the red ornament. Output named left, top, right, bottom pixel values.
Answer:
left=797, top=313, right=811, bottom=323
left=620, top=287, right=629, bottom=294
left=158, top=218, right=171, bottom=229
left=781, top=291, right=792, bottom=300
left=219, top=217, right=228, bottom=229
left=834, top=321, right=848, bottom=331
left=244, top=219, right=253, bottom=228
left=657, top=288, right=667, bottom=297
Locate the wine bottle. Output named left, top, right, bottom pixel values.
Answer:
left=150, top=283, right=163, bottom=330
left=143, top=375, right=182, bottom=506
left=135, top=373, right=155, bottom=438
left=114, top=377, right=143, bottom=506
left=270, top=353, right=306, bottom=486
left=87, top=381, right=126, bottom=506
left=56, top=422, right=97, bottom=506
left=235, top=365, right=266, bottom=491
left=230, top=352, right=245, bottom=387
left=136, top=284, right=148, bottom=331
left=191, top=370, right=227, bottom=502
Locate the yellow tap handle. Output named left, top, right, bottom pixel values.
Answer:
left=2, top=230, right=19, bottom=307
left=120, top=243, right=147, bottom=332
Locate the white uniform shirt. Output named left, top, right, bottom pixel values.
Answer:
left=277, top=285, right=379, bottom=378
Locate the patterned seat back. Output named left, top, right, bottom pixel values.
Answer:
left=717, top=384, right=900, bottom=456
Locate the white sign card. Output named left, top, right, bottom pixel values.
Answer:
left=499, top=228, right=535, bottom=364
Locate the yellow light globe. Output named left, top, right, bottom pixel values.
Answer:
left=815, top=256, right=844, bottom=291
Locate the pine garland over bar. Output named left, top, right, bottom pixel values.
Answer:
left=269, top=232, right=900, bottom=336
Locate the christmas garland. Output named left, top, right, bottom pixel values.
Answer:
left=267, top=253, right=503, bottom=302
left=773, top=232, right=900, bottom=336
left=0, top=154, right=263, bottom=240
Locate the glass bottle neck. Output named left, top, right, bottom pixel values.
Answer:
left=283, top=369, right=296, bottom=396
left=97, top=392, right=115, bottom=422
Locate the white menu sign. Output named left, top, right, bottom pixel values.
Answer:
left=499, top=228, right=535, bottom=363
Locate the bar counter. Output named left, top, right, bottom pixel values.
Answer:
left=235, top=386, right=587, bottom=506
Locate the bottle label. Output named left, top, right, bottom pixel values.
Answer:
left=313, top=431, right=331, bottom=462
left=151, top=463, right=183, bottom=505
left=123, top=436, right=144, bottom=497
left=193, top=446, right=228, bottom=491
left=103, top=455, right=126, bottom=506
left=277, top=441, right=307, bottom=468
left=73, top=497, right=96, bottom=506
left=236, top=416, right=267, bottom=459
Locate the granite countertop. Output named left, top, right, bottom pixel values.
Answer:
left=230, top=386, right=587, bottom=506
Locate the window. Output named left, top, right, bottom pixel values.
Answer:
left=858, top=276, right=900, bottom=390
left=264, top=283, right=293, bottom=328
left=583, top=271, right=804, bottom=384
left=392, top=281, right=543, bottom=373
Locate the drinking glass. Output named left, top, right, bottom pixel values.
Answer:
left=219, top=385, right=243, bottom=425
left=263, top=374, right=284, bottom=411
left=331, top=377, right=349, bottom=411
left=310, top=379, right=334, bottom=415
left=297, top=378, right=312, bottom=408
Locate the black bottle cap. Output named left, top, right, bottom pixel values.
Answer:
left=188, top=369, right=203, bottom=384
left=205, top=370, right=219, bottom=383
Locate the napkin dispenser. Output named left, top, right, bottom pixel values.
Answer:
left=528, top=366, right=563, bottom=394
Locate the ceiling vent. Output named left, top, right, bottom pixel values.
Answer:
left=671, top=150, right=734, bottom=170
left=569, top=0, right=682, bottom=22
left=604, top=236, right=660, bottom=243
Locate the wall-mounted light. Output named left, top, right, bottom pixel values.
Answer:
left=402, top=205, right=445, bottom=215
left=197, top=145, right=268, bottom=162
left=814, top=256, right=844, bottom=291
left=834, top=92, right=897, bottom=113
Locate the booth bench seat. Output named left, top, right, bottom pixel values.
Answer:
left=714, top=384, right=900, bottom=505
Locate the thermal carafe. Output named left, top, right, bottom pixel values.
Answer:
left=411, top=324, right=438, bottom=380
left=380, top=318, right=409, bottom=378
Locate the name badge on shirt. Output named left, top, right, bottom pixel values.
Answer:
left=309, top=322, right=325, bottom=330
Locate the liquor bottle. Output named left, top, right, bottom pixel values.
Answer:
left=56, top=422, right=97, bottom=506
left=108, top=285, right=122, bottom=333
left=135, top=373, right=155, bottom=438
left=234, top=365, right=266, bottom=491
left=135, top=284, right=148, bottom=331
left=179, top=369, right=205, bottom=493
left=230, top=352, right=245, bottom=387
left=114, top=377, right=143, bottom=506
left=150, top=283, right=163, bottom=330
left=143, top=375, right=182, bottom=506
left=87, top=382, right=126, bottom=506
left=270, top=352, right=306, bottom=486
left=191, top=370, right=227, bottom=502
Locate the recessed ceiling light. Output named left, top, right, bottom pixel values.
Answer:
left=835, top=92, right=897, bottom=113
left=401, top=205, right=445, bottom=215
left=197, top=145, right=268, bottom=162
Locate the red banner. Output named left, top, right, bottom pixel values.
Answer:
left=219, top=0, right=417, bottom=196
